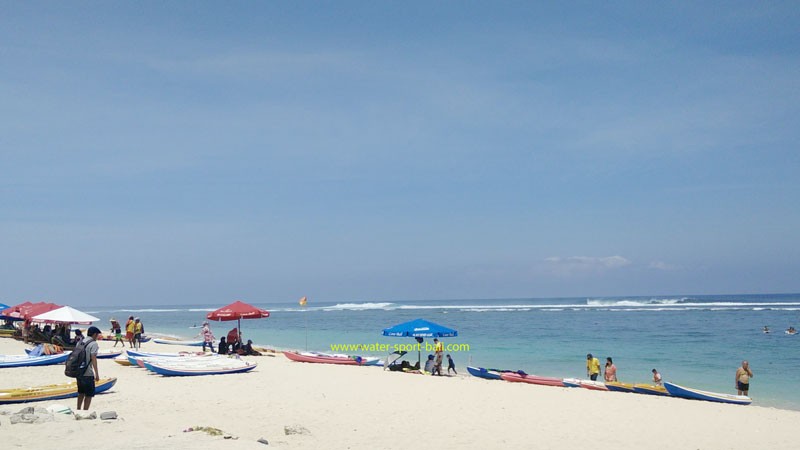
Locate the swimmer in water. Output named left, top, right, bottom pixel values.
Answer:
left=763, top=326, right=770, bottom=333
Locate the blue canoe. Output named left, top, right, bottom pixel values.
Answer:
left=467, top=366, right=513, bottom=380
left=664, top=382, right=752, bottom=405
left=144, top=361, right=257, bottom=376
left=0, top=353, right=70, bottom=368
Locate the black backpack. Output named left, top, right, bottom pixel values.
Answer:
left=64, top=339, right=89, bottom=378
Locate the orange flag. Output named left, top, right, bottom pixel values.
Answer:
left=298, top=296, right=307, bottom=306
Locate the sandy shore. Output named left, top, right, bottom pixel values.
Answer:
left=0, top=337, right=797, bottom=449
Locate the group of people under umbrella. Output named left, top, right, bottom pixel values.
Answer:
left=0, top=302, right=101, bottom=348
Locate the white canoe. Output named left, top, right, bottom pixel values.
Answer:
left=152, top=338, right=204, bottom=346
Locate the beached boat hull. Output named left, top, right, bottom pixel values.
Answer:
left=605, top=382, right=635, bottom=393
left=633, top=384, right=670, bottom=396
left=561, top=378, right=581, bottom=388
left=664, top=382, right=752, bottom=405
left=144, top=361, right=257, bottom=376
left=0, top=352, right=70, bottom=368
left=114, top=356, right=132, bottom=366
left=152, top=338, right=204, bottom=346
left=578, top=379, right=610, bottom=391
left=283, top=351, right=367, bottom=365
left=25, top=348, right=122, bottom=359
left=0, top=378, right=117, bottom=404
left=467, top=366, right=505, bottom=380
left=500, top=372, right=565, bottom=387
left=127, top=350, right=207, bottom=358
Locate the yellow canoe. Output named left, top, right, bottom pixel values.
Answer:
left=605, top=381, right=635, bottom=392
left=0, top=377, right=117, bottom=404
left=633, top=384, right=670, bottom=396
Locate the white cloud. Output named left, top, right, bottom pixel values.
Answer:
left=648, top=261, right=679, bottom=271
left=544, top=255, right=631, bottom=269
left=540, top=255, right=632, bottom=277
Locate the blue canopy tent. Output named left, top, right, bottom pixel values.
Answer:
left=382, top=319, right=458, bottom=367
left=0, top=303, right=11, bottom=320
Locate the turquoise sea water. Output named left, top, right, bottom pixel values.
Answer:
left=84, top=293, right=800, bottom=410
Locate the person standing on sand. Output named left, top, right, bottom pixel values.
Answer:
left=110, top=318, right=123, bottom=347
left=125, top=315, right=135, bottom=348
left=433, top=338, right=444, bottom=376
left=586, top=354, right=600, bottom=381
left=652, top=369, right=662, bottom=386
left=736, top=361, right=753, bottom=396
left=133, top=318, right=144, bottom=349
left=196, top=321, right=215, bottom=353
left=77, top=326, right=101, bottom=411
left=22, top=319, right=31, bottom=344
left=604, top=357, right=617, bottom=382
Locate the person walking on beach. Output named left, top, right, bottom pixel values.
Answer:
left=652, top=369, right=662, bottom=386
left=735, top=360, right=753, bottom=396
left=77, top=326, right=101, bottom=411
left=586, top=354, right=600, bottom=381
left=604, top=357, right=617, bottom=382
left=110, top=318, right=123, bottom=347
left=196, top=321, right=215, bottom=353
left=125, top=315, right=135, bottom=348
left=133, top=318, right=144, bottom=349
left=446, top=354, right=457, bottom=375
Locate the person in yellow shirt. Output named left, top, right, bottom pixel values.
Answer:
left=586, top=353, right=601, bottom=381
left=133, top=318, right=144, bottom=349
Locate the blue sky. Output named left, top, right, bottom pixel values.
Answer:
left=1, top=2, right=798, bottom=305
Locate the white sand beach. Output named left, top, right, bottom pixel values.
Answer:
left=0, top=337, right=797, bottom=449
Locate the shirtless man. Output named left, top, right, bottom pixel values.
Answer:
left=735, top=360, right=753, bottom=396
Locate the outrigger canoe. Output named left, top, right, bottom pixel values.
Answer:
left=0, top=353, right=70, bottom=368
left=144, top=360, right=257, bottom=376
left=24, top=349, right=123, bottom=359
left=605, top=381, right=635, bottom=393
left=664, top=382, right=752, bottom=405
left=0, top=378, right=117, bottom=405
left=633, top=384, right=670, bottom=396
left=578, top=379, right=610, bottom=391
left=500, top=372, right=566, bottom=387
left=467, top=366, right=510, bottom=380
left=283, top=351, right=377, bottom=366
left=152, top=338, right=204, bottom=346
left=127, top=350, right=207, bottom=358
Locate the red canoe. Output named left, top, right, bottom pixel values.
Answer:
left=283, top=351, right=364, bottom=365
left=500, top=372, right=566, bottom=387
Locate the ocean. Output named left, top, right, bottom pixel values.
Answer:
left=84, top=293, right=800, bottom=410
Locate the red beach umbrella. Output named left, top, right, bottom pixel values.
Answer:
left=206, top=301, right=269, bottom=344
left=2, top=301, right=61, bottom=321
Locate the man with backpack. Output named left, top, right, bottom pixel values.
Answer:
left=75, top=326, right=101, bottom=410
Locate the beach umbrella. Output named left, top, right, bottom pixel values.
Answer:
left=382, top=319, right=458, bottom=366
left=206, top=301, right=270, bottom=344
left=31, top=306, right=100, bottom=325
left=0, top=301, right=33, bottom=320
left=2, top=302, right=61, bottom=321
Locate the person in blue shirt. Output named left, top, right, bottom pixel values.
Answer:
left=447, top=354, right=457, bottom=374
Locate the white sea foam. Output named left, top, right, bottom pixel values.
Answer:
left=118, top=308, right=183, bottom=312
left=586, top=297, right=688, bottom=307
left=459, top=308, right=532, bottom=312
left=322, top=302, right=395, bottom=311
